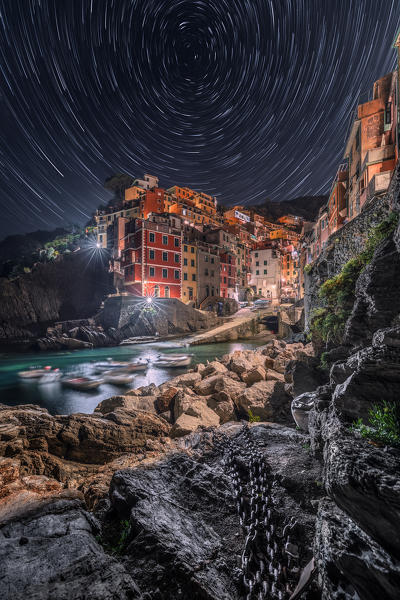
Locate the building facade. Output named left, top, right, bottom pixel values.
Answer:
left=249, top=246, right=281, bottom=305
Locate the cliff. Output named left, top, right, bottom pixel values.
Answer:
left=0, top=250, right=114, bottom=346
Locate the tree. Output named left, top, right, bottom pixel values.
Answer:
left=104, top=173, right=135, bottom=201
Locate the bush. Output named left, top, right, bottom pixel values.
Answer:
left=351, top=401, right=400, bottom=447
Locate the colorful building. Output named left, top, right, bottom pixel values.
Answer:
left=181, top=242, right=197, bottom=303
left=249, top=246, right=281, bottom=305
left=219, top=251, right=237, bottom=298
left=122, top=219, right=182, bottom=298
left=328, top=162, right=349, bottom=234
left=196, top=246, right=220, bottom=304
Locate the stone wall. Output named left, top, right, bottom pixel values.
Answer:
left=304, top=164, right=400, bottom=330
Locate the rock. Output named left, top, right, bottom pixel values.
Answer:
left=291, top=392, right=318, bottom=432
left=194, top=374, right=222, bottom=395
left=170, top=401, right=219, bottom=438
left=168, top=371, right=202, bottom=388
left=213, top=376, right=246, bottom=401
left=173, top=390, right=200, bottom=421
left=266, top=369, right=285, bottom=382
left=242, top=365, right=266, bottom=386
left=201, top=361, right=228, bottom=378
left=284, top=359, right=325, bottom=398
left=228, top=352, right=253, bottom=377
left=315, top=498, right=400, bottom=600
left=154, top=387, right=179, bottom=413
left=0, top=494, right=141, bottom=599
left=206, top=397, right=236, bottom=424
left=62, top=337, right=94, bottom=350
left=236, top=380, right=290, bottom=421
left=95, top=395, right=157, bottom=415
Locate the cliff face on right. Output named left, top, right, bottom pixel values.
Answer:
left=302, top=166, right=400, bottom=599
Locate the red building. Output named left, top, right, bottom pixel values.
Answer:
left=219, top=251, right=237, bottom=298
left=139, top=188, right=167, bottom=219
left=122, top=219, right=182, bottom=298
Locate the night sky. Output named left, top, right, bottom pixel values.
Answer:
left=0, top=0, right=399, bottom=239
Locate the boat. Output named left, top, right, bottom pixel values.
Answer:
left=103, top=370, right=135, bottom=385
left=153, top=354, right=192, bottom=368
left=61, top=376, right=104, bottom=390
left=94, top=358, right=148, bottom=373
left=38, top=369, right=62, bottom=384
left=18, top=366, right=52, bottom=380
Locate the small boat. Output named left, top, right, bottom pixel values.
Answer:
left=153, top=354, right=192, bottom=368
left=127, top=359, right=149, bottom=372
left=39, top=369, right=62, bottom=384
left=103, top=370, right=135, bottom=386
left=18, top=366, right=52, bottom=380
left=61, top=376, right=104, bottom=390
left=94, top=358, right=131, bottom=373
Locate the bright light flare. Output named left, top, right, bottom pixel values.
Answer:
left=146, top=296, right=153, bottom=304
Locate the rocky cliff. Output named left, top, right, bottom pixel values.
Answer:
left=0, top=251, right=114, bottom=348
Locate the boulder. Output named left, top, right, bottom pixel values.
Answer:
left=228, top=353, right=253, bottom=377
left=214, top=376, right=246, bottom=401
left=201, top=361, right=228, bottom=378
left=206, top=397, right=237, bottom=424
left=168, top=371, right=202, bottom=388
left=0, top=494, right=141, bottom=599
left=242, top=365, right=266, bottom=386
left=170, top=401, right=219, bottom=438
left=95, top=395, right=157, bottom=415
left=154, top=386, right=179, bottom=414
left=236, top=380, right=290, bottom=422
left=266, top=369, right=285, bottom=382
left=194, top=374, right=221, bottom=396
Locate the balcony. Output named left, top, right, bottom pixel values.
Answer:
left=367, top=170, right=392, bottom=200
left=361, top=145, right=395, bottom=173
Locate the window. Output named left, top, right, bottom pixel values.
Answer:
left=183, top=258, right=188, bottom=266
left=149, top=232, right=155, bottom=243
left=184, top=245, right=188, bottom=252
left=149, top=249, right=155, bottom=259
left=385, top=102, right=392, bottom=125
left=256, top=270, right=259, bottom=275
left=205, top=268, right=209, bottom=276
left=191, top=259, right=195, bottom=267
left=192, top=274, right=196, bottom=281
left=154, top=285, right=160, bottom=297
left=224, top=277, right=227, bottom=283
left=174, top=253, right=179, bottom=263
left=211, top=270, right=214, bottom=277
left=264, top=260, right=267, bottom=265
left=255, top=252, right=258, bottom=257
left=165, top=286, right=170, bottom=298
left=264, top=269, right=267, bottom=274
left=174, top=238, right=180, bottom=247
left=149, top=267, right=155, bottom=277
left=183, top=273, right=188, bottom=280
left=205, top=255, right=209, bottom=262
left=211, top=257, right=214, bottom=264
left=162, top=252, right=168, bottom=261
left=256, top=261, right=259, bottom=266
left=162, top=269, right=168, bottom=278
left=174, top=270, right=180, bottom=279
left=162, top=235, right=168, bottom=245
left=191, top=246, right=195, bottom=254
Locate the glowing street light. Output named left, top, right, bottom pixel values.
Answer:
left=146, top=296, right=153, bottom=304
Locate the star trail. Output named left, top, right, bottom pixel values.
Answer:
left=0, top=0, right=399, bottom=238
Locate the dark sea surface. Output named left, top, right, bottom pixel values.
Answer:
left=0, top=339, right=265, bottom=415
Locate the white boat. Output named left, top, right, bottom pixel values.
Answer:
left=39, top=369, right=62, bottom=384
left=127, top=359, right=148, bottom=372
left=103, top=370, right=135, bottom=386
left=153, top=354, right=192, bottom=368
left=61, top=376, right=104, bottom=390
left=18, top=366, right=52, bottom=380
left=94, top=359, right=131, bottom=373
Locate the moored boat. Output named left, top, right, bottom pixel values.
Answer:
left=153, top=354, right=192, bottom=368
left=38, top=369, right=62, bottom=384
left=18, top=366, right=52, bottom=381
left=61, top=376, right=104, bottom=390
left=103, top=370, right=135, bottom=385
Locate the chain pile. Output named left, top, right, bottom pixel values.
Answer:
left=215, top=426, right=301, bottom=600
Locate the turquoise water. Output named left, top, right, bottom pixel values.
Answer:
left=0, top=339, right=265, bottom=415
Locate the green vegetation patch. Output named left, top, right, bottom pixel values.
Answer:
left=351, top=401, right=400, bottom=448
left=310, top=212, right=399, bottom=346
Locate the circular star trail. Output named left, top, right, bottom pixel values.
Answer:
left=0, top=0, right=399, bottom=238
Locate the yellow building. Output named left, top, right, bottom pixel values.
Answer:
left=181, top=242, right=197, bottom=303
left=124, top=185, right=143, bottom=203
left=270, top=228, right=299, bottom=241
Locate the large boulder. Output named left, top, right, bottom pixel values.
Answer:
left=170, top=401, right=220, bottom=438
left=154, top=386, right=179, bottom=414
left=168, top=371, right=202, bottom=388
left=201, top=361, right=228, bottom=378
left=235, top=380, right=291, bottom=422
left=242, top=365, right=266, bottom=386
left=0, top=494, right=141, bottom=599
left=206, top=396, right=237, bottom=424
left=95, top=395, right=157, bottom=415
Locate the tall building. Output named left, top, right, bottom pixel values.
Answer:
left=122, top=219, right=182, bottom=298
left=181, top=241, right=197, bottom=303
left=249, top=246, right=281, bottom=305
left=197, top=246, right=220, bottom=304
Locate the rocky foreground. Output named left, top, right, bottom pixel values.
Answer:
left=0, top=335, right=399, bottom=599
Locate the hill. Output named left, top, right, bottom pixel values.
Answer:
left=243, top=195, right=328, bottom=223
